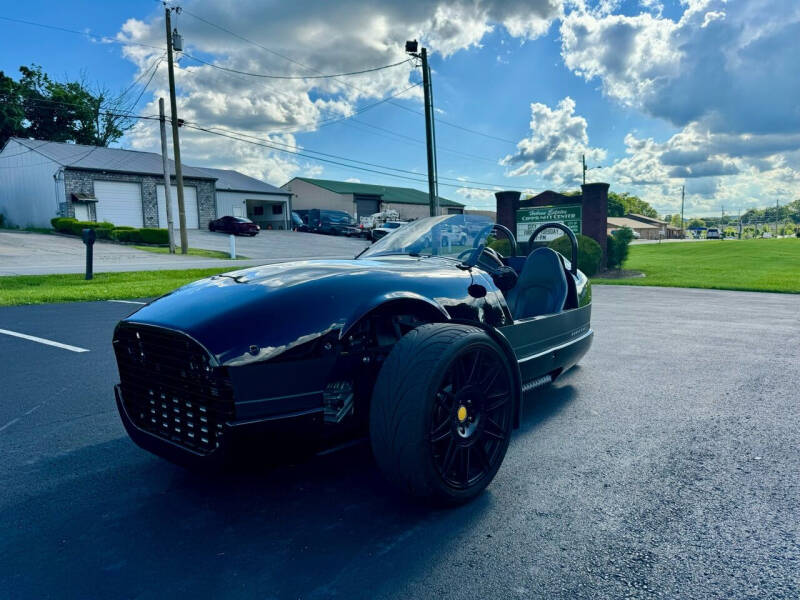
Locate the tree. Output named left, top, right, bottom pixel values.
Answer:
left=607, top=191, right=659, bottom=218
left=669, top=214, right=683, bottom=227
left=687, top=218, right=706, bottom=229
left=0, top=65, right=133, bottom=148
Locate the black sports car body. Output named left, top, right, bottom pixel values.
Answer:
left=113, top=214, right=593, bottom=503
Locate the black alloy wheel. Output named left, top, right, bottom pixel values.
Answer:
left=429, top=345, right=513, bottom=490
left=370, top=323, right=515, bottom=504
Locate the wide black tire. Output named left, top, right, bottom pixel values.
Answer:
left=370, top=323, right=515, bottom=505
left=208, top=223, right=215, bottom=232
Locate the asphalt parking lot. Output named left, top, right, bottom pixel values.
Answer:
left=1, top=286, right=798, bottom=599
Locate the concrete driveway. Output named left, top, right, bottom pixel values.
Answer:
left=187, top=229, right=368, bottom=260
left=0, top=230, right=368, bottom=276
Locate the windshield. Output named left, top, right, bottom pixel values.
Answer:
left=360, top=214, right=494, bottom=260
left=383, top=222, right=403, bottom=229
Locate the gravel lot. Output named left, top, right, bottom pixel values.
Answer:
left=0, top=285, right=797, bottom=599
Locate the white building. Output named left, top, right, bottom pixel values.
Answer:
left=0, top=138, right=291, bottom=229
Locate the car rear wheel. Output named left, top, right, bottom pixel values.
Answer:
left=370, top=323, right=514, bottom=504
left=208, top=223, right=215, bottom=231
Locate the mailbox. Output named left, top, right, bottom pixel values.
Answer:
left=82, top=228, right=95, bottom=279
left=82, top=228, right=96, bottom=245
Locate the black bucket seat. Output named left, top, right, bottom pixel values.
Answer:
left=505, top=247, right=568, bottom=319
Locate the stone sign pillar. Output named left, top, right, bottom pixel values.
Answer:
left=495, top=183, right=610, bottom=267
left=580, top=182, right=609, bottom=266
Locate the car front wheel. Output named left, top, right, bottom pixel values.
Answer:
left=370, top=323, right=514, bottom=504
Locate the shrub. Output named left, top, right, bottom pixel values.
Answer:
left=486, top=235, right=512, bottom=256
left=137, top=228, right=169, bottom=245
left=607, top=227, right=634, bottom=269
left=548, top=233, right=603, bottom=277
left=110, top=227, right=168, bottom=245
left=51, top=217, right=78, bottom=233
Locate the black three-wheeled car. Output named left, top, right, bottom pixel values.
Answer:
left=113, top=214, right=593, bottom=503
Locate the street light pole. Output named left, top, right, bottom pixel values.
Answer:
left=165, top=6, right=188, bottom=254
left=406, top=41, right=438, bottom=217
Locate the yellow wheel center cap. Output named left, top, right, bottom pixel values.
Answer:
left=457, top=406, right=468, bottom=422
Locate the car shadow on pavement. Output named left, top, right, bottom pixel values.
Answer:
left=2, top=380, right=580, bottom=599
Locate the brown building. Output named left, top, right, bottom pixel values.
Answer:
left=608, top=214, right=683, bottom=240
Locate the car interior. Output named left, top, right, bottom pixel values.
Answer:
left=476, top=227, right=578, bottom=320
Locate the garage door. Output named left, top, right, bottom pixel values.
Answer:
left=94, top=181, right=143, bottom=227
left=355, top=196, right=380, bottom=219
left=157, top=185, right=199, bottom=229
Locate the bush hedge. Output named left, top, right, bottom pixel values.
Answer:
left=110, top=227, right=169, bottom=244
left=607, top=227, right=634, bottom=269
left=548, top=233, right=603, bottom=277
left=50, top=217, right=168, bottom=245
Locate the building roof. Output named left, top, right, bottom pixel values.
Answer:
left=626, top=213, right=667, bottom=225
left=10, top=138, right=213, bottom=179
left=291, top=177, right=464, bottom=207
left=193, top=167, right=288, bottom=195
left=7, top=138, right=284, bottom=195
left=607, top=217, right=659, bottom=230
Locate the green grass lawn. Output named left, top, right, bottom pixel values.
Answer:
left=133, top=246, right=249, bottom=260
left=594, top=238, right=800, bottom=293
left=0, top=268, right=230, bottom=306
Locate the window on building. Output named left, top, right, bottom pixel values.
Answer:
left=272, top=204, right=283, bottom=215
left=253, top=206, right=264, bottom=216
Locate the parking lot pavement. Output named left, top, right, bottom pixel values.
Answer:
left=0, top=286, right=798, bottom=599
left=0, top=230, right=368, bottom=275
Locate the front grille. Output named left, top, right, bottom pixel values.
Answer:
left=114, top=323, right=234, bottom=455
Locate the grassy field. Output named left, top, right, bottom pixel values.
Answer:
left=133, top=246, right=249, bottom=260
left=594, top=238, right=800, bottom=293
left=0, top=268, right=229, bottom=306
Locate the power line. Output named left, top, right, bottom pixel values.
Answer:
left=180, top=8, right=520, bottom=147
left=181, top=52, right=412, bottom=80
left=0, top=16, right=165, bottom=52
left=181, top=121, right=525, bottom=193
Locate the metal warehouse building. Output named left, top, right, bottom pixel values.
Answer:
left=282, top=177, right=464, bottom=221
left=0, top=138, right=291, bottom=230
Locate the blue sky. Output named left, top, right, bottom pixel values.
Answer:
left=2, top=0, right=799, bottom=217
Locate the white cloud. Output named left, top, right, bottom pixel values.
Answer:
left=501, top=97, right=606, bottom=186
left=117, top=0, right=564, bottom=184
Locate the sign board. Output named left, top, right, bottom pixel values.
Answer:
left=516, top=204, right=582, bottom=242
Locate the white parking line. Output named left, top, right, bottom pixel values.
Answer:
left=0, top=329, right=89, bottom=353
left=107, top=300, right=146, bottom=305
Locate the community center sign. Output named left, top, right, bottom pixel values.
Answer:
left=516, top=204, right=582, bottom=242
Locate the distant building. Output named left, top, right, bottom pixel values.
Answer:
left=607, top=214, right=682, bottom=240
left=0, top=138, right=291, bottom=229
left=282, top=177, right=464, bottom=221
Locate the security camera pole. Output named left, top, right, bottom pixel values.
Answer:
left=405, top=40, right=439, bottom=216
left=165, top=5, right=188, bottom=254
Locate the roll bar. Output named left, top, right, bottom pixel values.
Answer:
left=527, top=222, right=578, bottom=276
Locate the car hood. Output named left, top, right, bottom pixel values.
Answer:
left=121, top=257, right=478, bottom=366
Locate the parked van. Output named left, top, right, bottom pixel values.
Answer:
left=706, top=227, right=721, bottom=239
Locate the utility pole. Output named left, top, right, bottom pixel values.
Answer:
left=406, top=41, right=438, bottom=217
left=582, top=154, right=587, bottom=185
left=680, top=185, right=685, bottom=238
left=158, top=98, right=176, bottom=254
left=776, top=199, right=780, bottom=236
left=165, top=6, right=188, bottom=254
